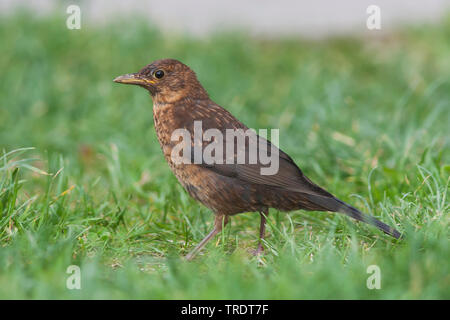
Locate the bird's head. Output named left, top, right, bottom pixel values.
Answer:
left=114, top=58, right=208, bottom=103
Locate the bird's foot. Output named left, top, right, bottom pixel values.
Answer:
left=185, top=252, right=195, bottom=261
left=250, top=244, right=265, bottom=257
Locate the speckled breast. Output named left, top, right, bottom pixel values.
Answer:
left=152, top=103, right=267, bottom=215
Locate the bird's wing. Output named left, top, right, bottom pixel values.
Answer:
left=199, top=133, right=333, bottom=198
left=176, top=102, right=333, bottom=198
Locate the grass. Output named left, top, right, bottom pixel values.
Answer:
left=0, top=12, right=449, bottom=299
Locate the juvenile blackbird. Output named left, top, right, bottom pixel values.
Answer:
left=114, top=58, right=401, bottom=260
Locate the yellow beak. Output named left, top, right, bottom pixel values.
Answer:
left=113, top=73, right=155, bottom=85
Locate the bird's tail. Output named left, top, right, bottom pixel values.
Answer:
left=304, top=194, right=402, bottom=239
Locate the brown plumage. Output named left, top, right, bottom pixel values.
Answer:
left=114, top=58, right=401, bottom=260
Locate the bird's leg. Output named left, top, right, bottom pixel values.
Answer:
left=254, top=209, right=269, bottom=256
left=185, top=214, right=229, bottom=261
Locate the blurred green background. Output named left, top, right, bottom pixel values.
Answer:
left=0, top=12, right=449, bottom=299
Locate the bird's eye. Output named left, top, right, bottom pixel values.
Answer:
left=154, top=70, right=165, bottom=79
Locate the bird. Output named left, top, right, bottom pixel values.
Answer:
left=114, top=58, right=401, bottom=260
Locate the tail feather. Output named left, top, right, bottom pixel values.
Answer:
left=304, top=194, right=402, bottom=239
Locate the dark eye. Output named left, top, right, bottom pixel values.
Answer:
left=154, top=70, right=164, bottom=79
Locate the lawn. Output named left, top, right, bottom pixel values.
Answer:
left=0, top=12, right=448, bottom=299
